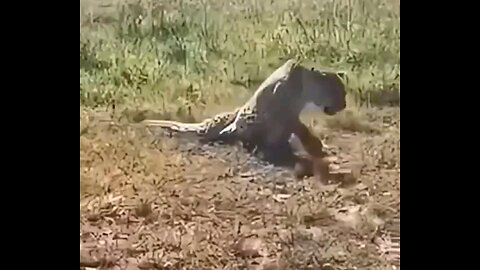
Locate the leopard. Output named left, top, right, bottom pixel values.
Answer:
left=138, top=59, right=348, bottom=179
left=142, top=59, right=347, bottom=146
left=215, top=60, right=348, bottom=152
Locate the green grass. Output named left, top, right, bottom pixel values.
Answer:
left=80, top=0, right=399, bottom=118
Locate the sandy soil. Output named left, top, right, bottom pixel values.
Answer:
left=80, top=107, right=400, bottom=270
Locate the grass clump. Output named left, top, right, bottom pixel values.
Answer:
left=80, top=0, right=399, bottom=118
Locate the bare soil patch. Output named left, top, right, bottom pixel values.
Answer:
left=80, top=107, right=400, bottom=270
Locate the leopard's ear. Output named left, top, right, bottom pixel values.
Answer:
left=292, top=55, right=304, bottom=67
left=283, top=58, right=300, bottom=73
left=336, top=71, right=347, bottom=79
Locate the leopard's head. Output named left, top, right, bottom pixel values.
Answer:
left=297, top=66, right=347, bottom=116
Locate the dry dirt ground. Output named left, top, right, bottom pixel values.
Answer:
left=80, top=107, right=400, bottom=270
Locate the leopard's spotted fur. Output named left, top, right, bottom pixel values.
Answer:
left=219, top=58, right=299, bottom=135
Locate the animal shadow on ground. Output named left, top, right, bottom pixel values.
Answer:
left=198, top=133, right=356, bottom=186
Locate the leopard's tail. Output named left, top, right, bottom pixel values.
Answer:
left=103, top=109, right=238, bottom=137
left=141, top=119, right=208, bottom=133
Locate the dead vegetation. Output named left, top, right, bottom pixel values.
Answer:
left=80, top=107, right=400, bottom=270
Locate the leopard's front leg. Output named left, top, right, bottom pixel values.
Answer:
left=290, top=121, right=332, bottom=184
